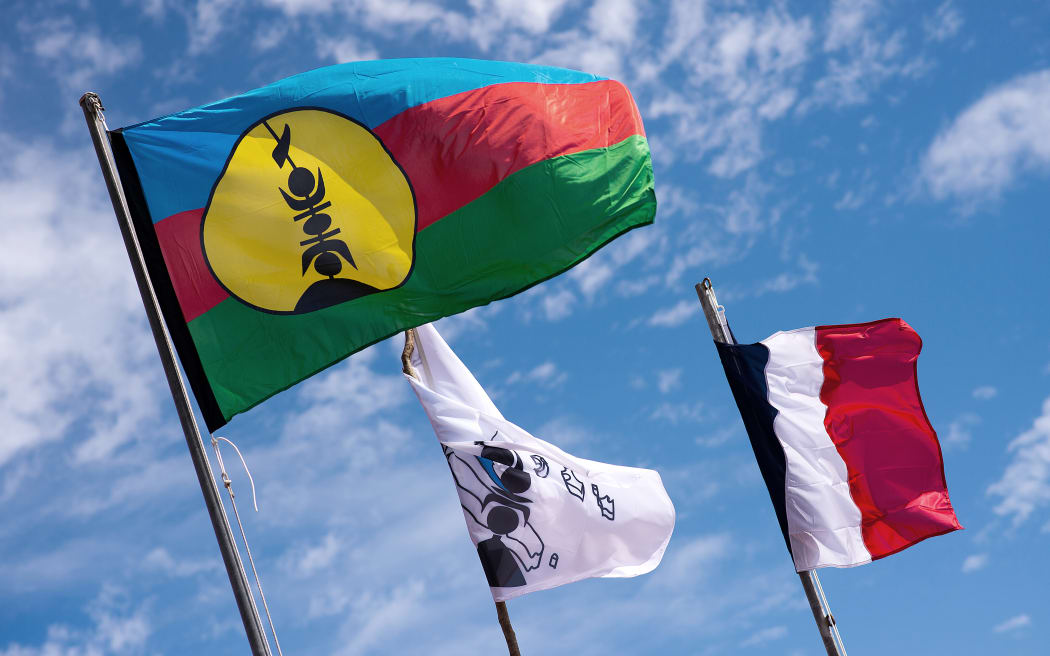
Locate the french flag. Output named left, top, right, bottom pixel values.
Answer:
left=716, top=318, right=962, bottom=571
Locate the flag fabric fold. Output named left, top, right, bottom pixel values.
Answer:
left=110, top=58, right=656, bottom=430
left=715, top=318, right=961, bottom=572
left=406, top=324, right=675, bottom=601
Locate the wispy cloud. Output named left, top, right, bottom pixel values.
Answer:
left=803, top=0, right=926, bottom=111
left=506, top=361, right=568, bottom=388
left=988, top=396, right=1050, bottom=526
left=993, top=614, right=1031, bottom=633
left=973, top=386, right=998, bottom=400
left=186, top=0, right=242, bottom=55
left=316, top=35, right=380, bottom=63
left=0, top=584, right=151, bottom=655
left=740, top=624, right=788, bottom=647
left=923, top=1, right=964, bottom=43
left=535, top=416, right=592, bottom=448
left=944, top=412, right=980, bottom=450
left=24, top=17, right=142, bottom=92
left=657, top=368, right=683, bottom=394
left=648, top=300, right=697, bottom=328
left=650, top=401, right=706, bottom=425
left=646, top=3, right=813, bottom=177
left=644, top=533, right=731, bottom=593
left=961, top=553, right=988, bottom=573
left=541, top=288, right=577, bottom=321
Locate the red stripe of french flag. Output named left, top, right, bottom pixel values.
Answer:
left=760, top=319, right=961, bottom=571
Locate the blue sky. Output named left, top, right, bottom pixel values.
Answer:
left=1, top=0, right=1049, bottom=654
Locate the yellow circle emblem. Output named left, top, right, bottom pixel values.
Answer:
left=202, top=108, right=416, bottom=314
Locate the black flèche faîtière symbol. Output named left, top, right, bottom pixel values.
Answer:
left=265, top=121, right=357, bottom=278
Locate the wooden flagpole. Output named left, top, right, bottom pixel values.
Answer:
left=80, top=92, right=273, bottom=656
left=694, top=278, right=846, bottom=656
left=400, top=329, right=522, bottom=656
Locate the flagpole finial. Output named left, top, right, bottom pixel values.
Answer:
left=79, top=91, right=104, bottom=112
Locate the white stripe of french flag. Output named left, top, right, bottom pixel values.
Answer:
left=716, top=318, right=962, bottom=571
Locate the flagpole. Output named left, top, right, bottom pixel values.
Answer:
left=694, top=278, right=845, bottom=656
left=80, top=92, right=273, bottom=656
left=401, top=330, right=522, bottom=656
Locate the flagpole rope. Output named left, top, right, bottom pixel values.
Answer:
left=401, top=330, right=523, bottom=656
left=211, top=437, right=284, bottom=656
left=401, top=328, right=419, bottom=379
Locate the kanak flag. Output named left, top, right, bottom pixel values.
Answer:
left=715, top=319, right=961, bottom=571
left=111, top=58, right=654, bottom=430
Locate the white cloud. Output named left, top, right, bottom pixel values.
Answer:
left=648, top=300, right=697, bottom=328
left=944, top=412, right=980, bottom=450
left=541, top=288, right=577, bottom=321
left=186, top=0, right=241, bottom=55
left=143, top=548, right=218, bottom=578
left=695, top=425, right=736, bottom=449
left=0, top=585, right=151, bottom=655
left=282, top=533, right=342, bottom=576
left=714, top=256, right=820, bottom=303
left=650, top=401, right=705, bottom=425
left=433, top=305, right=496, bottom=344
left=506, top=361, right=567, bottom=388
left=804, top=0, right=925, bottom=111
left=753, top=255, right=819, bottom=297
left=961, top=553, right=988, bottom=573
left=993, top=614, right=1030, bottom=633
left=657, top=369, right=683, bottom=394
left=568, top=228, right=661, bottom=300
left=316, top=36, right=380, bottom=63
left=262, top=0, right=338, bottom=15
left=740, top=625, right=788, bottom=647
left=587, top=0, right=639, bottom=45
left=535, top=416, right=591, bottom=448
left=645, top=533, right=731, bottom=592
left=138, top=0, right=169, bottom=20
left=469, top=0, right=569, bottom=35
left=923, top=1, right=964, bottom=43
left=922, top=69, right=1050, bottom=202
left=25, top=18, right=142, bottom=92
left=336, top=581, right=427, bottom=656
left=988, top=396, right=1050, bottom=526
left=0, top=136, right=162, bottom=467
left=973, top=385, right=998, bottom=400
left=645, top=3, right=813, bottom=177
left=824, top=0, right=877, bottom=52
left=253, top=23, right=291, bottom=51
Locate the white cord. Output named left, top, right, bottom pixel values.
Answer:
left=214, top=434, right=259, bottom=512
left=212, top=437, right=283, bottom=656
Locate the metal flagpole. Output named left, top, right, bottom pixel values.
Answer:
left=694, top=278, right=846, bottom=656
left=80, top=92, right=273, bottom=656
left=400, top=330, right=522, bottom=656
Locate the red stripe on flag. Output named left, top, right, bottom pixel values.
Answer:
left=816, top=319, right=961, bottom=560
left=374, top=79, right=645, bottom=232
left=154, top=209, right=229, bottom=322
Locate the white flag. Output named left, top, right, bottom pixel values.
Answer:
left=405, top=324, right=675, bottom=601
